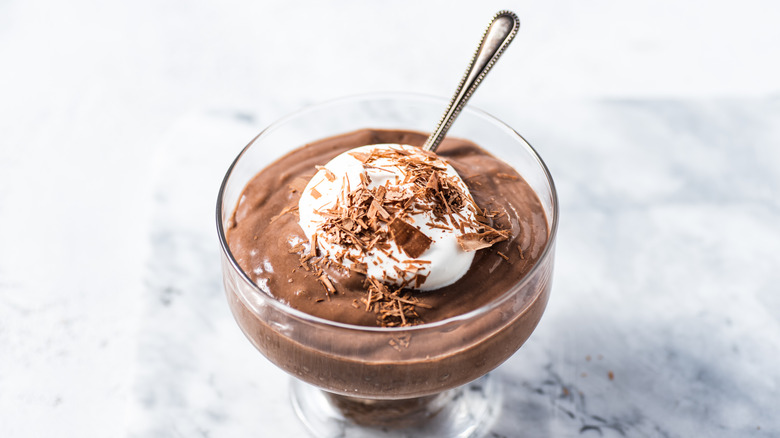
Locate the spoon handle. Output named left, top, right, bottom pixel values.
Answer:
left=422, top=11, right=519, bottom=152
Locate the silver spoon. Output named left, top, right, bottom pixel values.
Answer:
left=422, top=11, right=520, bottom=152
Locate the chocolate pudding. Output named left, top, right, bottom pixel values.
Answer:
left=222, top=128, right=553, bottom=399
left=227, top=129, right=548, bottom=325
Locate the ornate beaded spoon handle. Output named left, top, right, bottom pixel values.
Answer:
left=422, top=10, right=520, bottom=152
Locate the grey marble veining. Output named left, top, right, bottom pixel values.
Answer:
left=127, top=99, right=780, bottom=437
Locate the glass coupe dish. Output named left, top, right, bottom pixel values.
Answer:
left=216, top=93, right=558, bottom=438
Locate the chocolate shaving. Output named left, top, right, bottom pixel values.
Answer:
left=414, top=273, right=429, bottom=289
left=348, top=150, right=372, bottom=163
left=516, top=244, right=525, bottom=260
left=457, top=229, right=509, bottom=251
left=309, top=233, right=318, bottom=257
left=426, top=171, right=439, bottom=190
left=315, top=165, right=336, bottom=182
left=319, top=274, right=336, bottom=294
left=369, top=199, right=391, bottom=220
left=388, top=217, right=432, bottom=258
left=374, top=185, right=386, bottom=201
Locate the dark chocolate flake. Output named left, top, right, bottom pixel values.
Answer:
left=388, top=217, right=432, bottom=258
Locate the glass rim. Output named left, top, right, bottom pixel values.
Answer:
left=216, top=91, right=559, bottom=333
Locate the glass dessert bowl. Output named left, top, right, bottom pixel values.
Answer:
left=216, top=93, right=558, bottom=437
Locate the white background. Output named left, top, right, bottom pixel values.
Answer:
left=1, top=1, right=779, bottom=437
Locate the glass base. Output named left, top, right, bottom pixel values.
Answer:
left=290, top=374, right=501, bottom=438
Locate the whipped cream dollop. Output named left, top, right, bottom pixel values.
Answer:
left=298, top=144, right=489, bottom=291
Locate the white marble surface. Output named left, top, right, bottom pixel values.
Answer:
left=1, top=1, right=780, bottom=437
